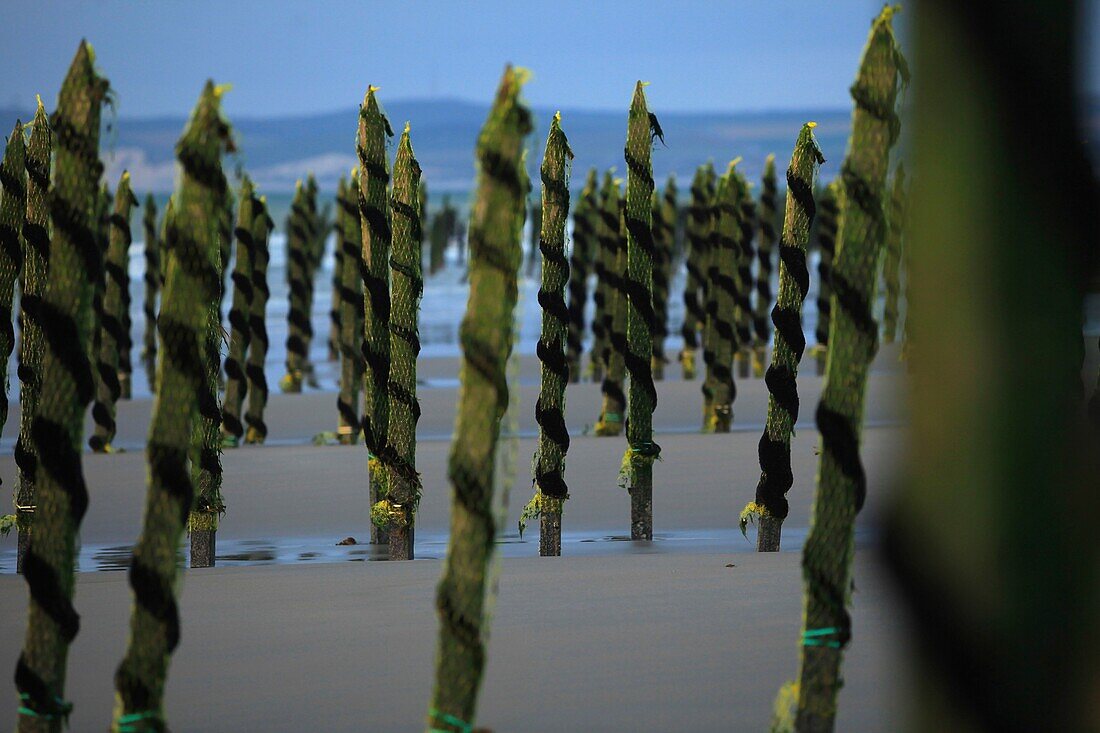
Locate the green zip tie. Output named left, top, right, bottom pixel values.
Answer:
left=429, top=707, right=472, bottom=733
left=117, top=710, right=162, bottom=732
left=801, top=627, right=843, bottom=648
left=629, top=441, right=662, bottom=458
left=18, top=693, right=73, bottom=722
left=603, top=412, right=622, bottom=422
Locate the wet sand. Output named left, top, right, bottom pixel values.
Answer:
left=0, top=355, right=909, bottom=731
left=0, top=553, right=906, bottom=732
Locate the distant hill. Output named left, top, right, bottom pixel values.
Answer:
left=0, top=98, right=867, bottom=197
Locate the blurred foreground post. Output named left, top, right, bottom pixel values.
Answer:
left=428, top=66, right=529, bottom=732
left=113, top=81, right=232, bottom=728
left=779, top=7, right=907, bottom=730
left=812, top=182, right=840, bottom=376
left=14, top=100, right=51, bottom=573
left=15, top=41, right=108, bottom=731
left=883, top=0, right=1100, bottom=730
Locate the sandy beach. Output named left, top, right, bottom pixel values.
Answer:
left=0, top=345, right=915, bottom=731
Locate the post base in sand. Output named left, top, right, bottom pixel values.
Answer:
left=816, top=354, right=827, bottom=376
left=369, top=482, right=389, bottom=545
left=16, top=526, right=30, bottom=574
left=540, top=512, right=562, bottom=556
left=630, top=483, right=653, bottom=541
left=388, top=523, right=414, bottom=560
left=737, top=355, right=751, bottom=379
left=756, top=515, right=783, bottom=552
left=190, top=530, right=216, bottom=568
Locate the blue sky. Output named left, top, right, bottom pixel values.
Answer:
left=0, top=1, right=1097, bottom=118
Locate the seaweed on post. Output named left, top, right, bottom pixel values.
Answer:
left=244, top=194, right=273, bottom=445
left=620, top=82, right=661, bottom=540
left=328, top=177, right=346, bottom=361
left=220, top=176, right=255, bottom=447
left=14, top=40, right=109, bottom=731
left=650, top=174, right=676, bottom=379
left=774, top=8, right=908, bottom=730
left=280, top=181, right=309, bottom=393
left=587, top=170, right=615, bottom=383
left=594, top=178, right=625, bottom=435
left=112, top=81, right=232, bottom=731
left=734, top=175, right=757, bottom=379
left=427, top=66, right=530, bottom=733
left=812, top=181, right=841, bottom=375
left=13, top=99, right=51, bottom=574
left=89, top=170, right=137, bottom=453
left=0, top=120, right=26, bottom=441
left=702, top=164, right=740, bottom=433
left=519, top=112, right=572, bottom=556
left=357, top=85, right=395, bottom=545
left=679, top=165, right=709, bottom=379
left=376, top=125, right=422, bottom=560
left=740, top=123, right=824, bottom=552
left=334, top=172, right=364, bottom=445
left=140, top=193, right=159, bottom=391
left=881, top=163, right=907, bottom=344
left=565, top=167, right=597, bottom=382
left=753, top=154, right=779, bottom=376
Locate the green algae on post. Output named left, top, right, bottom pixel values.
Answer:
left=741, top=123, right=824, bottom=552
left=679, top=165, right=709, bottom=379
left=881, top=163, right=907, bottom=344
left=621, top=82, right=661, bottom=540
left=594, top=177, right=625, bottom=435
left=280, top=180, right=309, bottom=393
left=733, top=173, right=757, bottom=379
left=336, top=171, right=364, bottom=445
left=220, top=176, right=256, bottom=446
left=753, top=154, right=779, bottom=376
left=357, top=85, right=395, bottom=545
left=651, top=174, right=677, bottom=379
left=244, top=194, right=273, bottom=444
left=377, top=125, right=422, bottom=560
left=520, top=112, right=572, bottom=556
left=428, top=66, right=531, bottom=733
left=779, top=8, right=908, bottom=731
left=0, top=119, right=26, bottom=440
left=328, top=177, right=346, bottom=361
left=812, top=180, right=841, bottom=375
left=13, top=99, right=52, bottom=574
left=189, top=85, right=235, bottom=568
left=565, top=167, right=597, bottom=381
left=702, top=164, right=740, bottom=433
left=141, top=193, right=159, bottom=391
left=588, top=170, right=615, bottom=382
left=15, top=40, right=109, bottom=730
left=112, top=81, right=232, bottom=731
left=89, top=170, right=137, bottom=453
